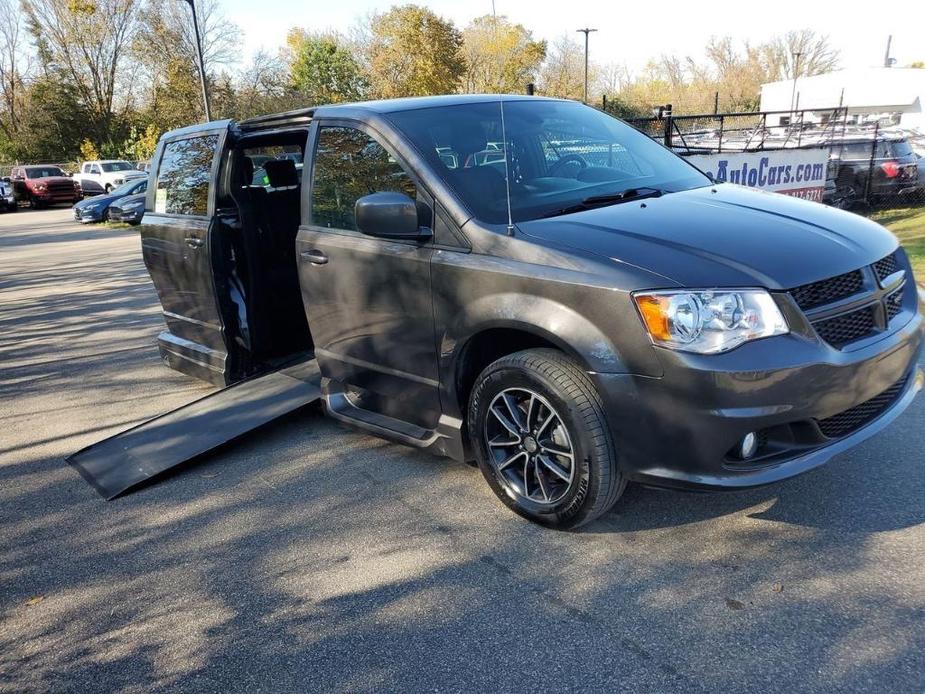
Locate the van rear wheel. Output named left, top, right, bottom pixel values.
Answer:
left=468, top=349, right=625, bottom=530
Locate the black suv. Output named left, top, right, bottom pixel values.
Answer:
left=829, top=136, right=919, bottom=205
left=138, top=96, right=924, bottom=528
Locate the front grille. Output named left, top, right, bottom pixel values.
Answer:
left=790, top=252, right=906, bottom=349
left=816, top=375, right=908, bottom=438
left=47, top=182, right=75, bottom=195
left=886, top=286, right=905, bottom=321
left=873, top=253, right=898, bottom=283
left=813, top=305, right=877, bottom=347
left=790, top=270, right=864, bottom=310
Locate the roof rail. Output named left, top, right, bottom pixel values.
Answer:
left=238, top=107, right=316, bottom=130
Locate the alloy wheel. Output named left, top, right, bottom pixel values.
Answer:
left=484, top=387, right=575, bottom=505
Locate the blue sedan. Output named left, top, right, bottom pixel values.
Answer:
left=73, top=177, right=147, bottom=223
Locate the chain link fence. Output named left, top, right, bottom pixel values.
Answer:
left=613, top=105, right=925, bottom=213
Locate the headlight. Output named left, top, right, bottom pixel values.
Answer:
left=633, top=289, right=789, bottom=354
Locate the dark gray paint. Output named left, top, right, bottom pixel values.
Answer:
left=139, top=95, right=925, bottom=493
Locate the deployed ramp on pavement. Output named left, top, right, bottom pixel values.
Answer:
left=67, top=359, right=322, bottom=499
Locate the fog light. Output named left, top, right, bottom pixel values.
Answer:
left=739, top=432, right=759, bottom=460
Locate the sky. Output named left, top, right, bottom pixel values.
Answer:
left=222, top=0, right=925, bottom=74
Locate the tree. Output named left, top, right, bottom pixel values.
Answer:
left=365, top=5, right=465, bottom=98
left=131, top=0, right=239, bottom=125
left=765, top=30, right=840, bottom=79
left=21, top=0, right=140, bottom=145
left=288, top=31, right=367, bottom=104
left=0, top=0, right=27, bottom=150
left=460, top=15, right=545, bottom=94
left=537, top=35, right=592, bottom=101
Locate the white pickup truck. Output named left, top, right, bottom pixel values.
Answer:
left=74, top=160, right=147, bottom=195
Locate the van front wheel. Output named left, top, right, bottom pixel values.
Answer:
left=468, top=349, right=625, bottom=530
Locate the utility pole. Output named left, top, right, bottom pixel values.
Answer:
left=883, top=35, right=895, bottom=67
left=180, top=0, right=211, bottom=122
left=576, top=28, right=597, bottom=104
left=789, top=51, right=802, bottom=117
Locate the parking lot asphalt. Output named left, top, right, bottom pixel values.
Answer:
left=1, top=207, right=924, bottom=693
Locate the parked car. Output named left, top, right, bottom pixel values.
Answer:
left=107, top=192, right=146, bottom=225
left=9, top=165, right=82, bottom=208
left=74, top=160, right=146, bottom=195
left=139, top=95, right=923, bottom=528
left=830, top=136, right=919, bottom=205
left=0, top=179, right=16, bottom=212
left=73, top=177, right=148, bottom=223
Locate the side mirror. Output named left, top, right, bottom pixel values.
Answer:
left=355, top=192, right=431, bottom=240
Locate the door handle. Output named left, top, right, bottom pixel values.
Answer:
left=185, top=236, right=204, bottom=249
left=301, top=249, right=328, bottom=266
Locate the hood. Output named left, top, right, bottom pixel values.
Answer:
left=112, top=193, right=145, bottom=207
left=75, top=192, right=118, bottom=209
left=517, top=184, right=898, bottom=289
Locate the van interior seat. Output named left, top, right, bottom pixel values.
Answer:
left=248, top=157, right=308, bottom=355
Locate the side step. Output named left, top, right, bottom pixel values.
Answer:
left=67, top=359, right=322, bottom=499
left=323, top=379, right=468, bottom=462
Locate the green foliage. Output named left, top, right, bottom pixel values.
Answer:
left=366, top=4, right=465, bottom=99
left=461, top=15, right=545, bottom=93
left=288, top=32, right=367, bottom=104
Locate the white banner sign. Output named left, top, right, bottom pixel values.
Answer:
left=686, top=148, right=828, bottom=202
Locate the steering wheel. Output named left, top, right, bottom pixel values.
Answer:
left=547, top=154, right=588, bottom=178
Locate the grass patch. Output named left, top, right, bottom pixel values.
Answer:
left=872, top=207, right=925, bottom=282
left=101, top=220, right=131, bottom=230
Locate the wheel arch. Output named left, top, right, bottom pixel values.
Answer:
left=443, top=293, right=627, bottom=418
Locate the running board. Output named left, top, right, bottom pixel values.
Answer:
left=67, top=359, right=321, bottom=499
left=323, top=379, right=468, bottom=462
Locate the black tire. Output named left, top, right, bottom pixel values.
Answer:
left=468, top=348, right=625, bottom=530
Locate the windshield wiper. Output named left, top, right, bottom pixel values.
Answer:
left=540, top=187, right=665, bottom=219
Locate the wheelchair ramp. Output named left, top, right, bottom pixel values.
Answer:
left=67, top=359, right=321, bottom=499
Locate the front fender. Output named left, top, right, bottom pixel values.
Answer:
left=442, top=292, right=628, bottom=374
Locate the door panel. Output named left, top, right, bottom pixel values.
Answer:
left=297, top=123, right=440, bottom=427
left=140, top=128, right=232, bottom=385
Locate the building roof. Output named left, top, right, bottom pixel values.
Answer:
left=761, top=68, right=925, bottom=111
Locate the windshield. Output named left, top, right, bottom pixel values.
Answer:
left=101, top=161, right=134, bottom=172
left=890, top=141, right=913, bottom=157
left=387, top=99, right=709, bottom=224
left=25, top=166, right=66, bottom=178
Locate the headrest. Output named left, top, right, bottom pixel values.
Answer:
left=264, top=159, right=299, bottom=188
left=449, top=124, right=487, bottom=157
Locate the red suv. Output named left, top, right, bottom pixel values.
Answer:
left=10, top=165, right=82, bottom=208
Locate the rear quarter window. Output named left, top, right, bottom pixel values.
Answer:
left=155, top=135, right=219, bottom=216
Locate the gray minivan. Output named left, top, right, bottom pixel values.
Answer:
left=139, top=95, right=924, bottom=528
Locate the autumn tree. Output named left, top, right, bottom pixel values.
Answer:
left=21, top=0, right=140, bottom=146
left=0, top=0, right=27, bottom=153
left=288, top=30, right=367, bottom=104
left=365, top=5, right=465, bottom=98
left=537, top=35, right=594, bottom=101
left=133, top=0, right=240, bottom=123
left=460, top=15, right=545, bottom=93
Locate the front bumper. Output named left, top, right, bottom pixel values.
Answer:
left=594, top=301, right=924, bottom=491
left=109, top=208, right=143, bottom=223
left=75, top=206, right=105, bottom=223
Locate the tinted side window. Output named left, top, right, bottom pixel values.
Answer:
left=311, top=126, right=417, bottom=231
left=155, top=135, right=219, bottom=216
